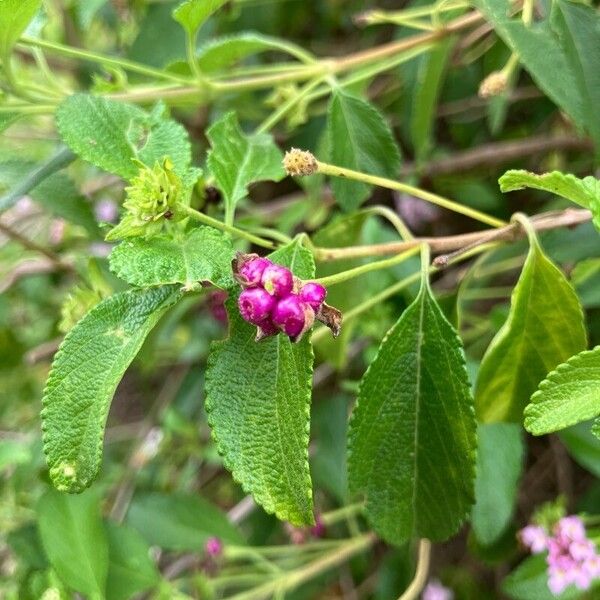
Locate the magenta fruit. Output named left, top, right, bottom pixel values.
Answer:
left=261, top=264, right=294, bottom=297
left=238, top=288, right=276, bottom=325
left=237, top=257, right=272, bottom=287
left=299, top=282, right=327, bottom=311
left=272, top=294, right=314, bottom=339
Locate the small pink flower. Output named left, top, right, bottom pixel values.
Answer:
left=520, top=525, right=549, bottom=554
left=548, top=565, right=574, bottom=596
left=310, top=515, right=326, bottom=538
left=555, top=516, right=587, bottom=544
left=422, top=580, right=453, bottom=600
left=583, top=554, right=600, bottom=578
left=569, top=539, right=596, bottom=562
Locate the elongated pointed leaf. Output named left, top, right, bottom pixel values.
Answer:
left=42, top=286, right=181, bottom=493
left=524, top=347, right=600, bottom=435
left=472, top=423, right=524, bottom=546
left=475, top=235, right=586, bottom=423
left=205, top=240, right=315, bottom=525
left=109, top=226, right=234, bottom=288
left=56, top=95, right=191, bottom=180
left=348, top=276, right=477, bottom=544
left=0, top=0, right=41, bottom=59
left=206, top=112, right=285, bottom=218
left=327, top=90, right=401, bottom=211
left=411, top=39, right=453, bottom=163
left=37, top=489, right=108, bottom=598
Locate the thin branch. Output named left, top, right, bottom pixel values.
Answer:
left=315, top=208, right=591, bottom=261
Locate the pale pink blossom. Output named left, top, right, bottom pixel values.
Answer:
left=520, top=525, right=549, bottom=554
left=422, top=580, right=453, bottom=600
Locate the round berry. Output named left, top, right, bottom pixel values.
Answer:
left=238, top=257, right=272, bottom=287
left=238, top=288, right=276, bottom=325
left=261, top=264, right=294, bottom=297
left=272, top=294, right=313, bottom=339
left=300, top=282, right=327, bottom=311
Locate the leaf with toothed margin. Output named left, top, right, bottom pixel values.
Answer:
left=205, top=239, right=315, bottom=526
left=524, top=347, right=600, bottom=436
left=109, top=226, right=235, bottom=289
left=41, top=286, right=182, bottom=493
left=348, top=269, right=477, bottom=545
left=206, top=112, right=285, bottom=219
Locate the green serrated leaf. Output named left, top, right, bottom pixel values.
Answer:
left=0, top=0, right=41, bottom=59
left=196, top=32, right=310, bottom=72
left=475, top=236, right=586, bottom=423
left=327, top=90, right=401, bottom=211
left=105, top=521, right=160, bottom=600
left=109, top=226, right=234, bottom=289
left=37, top=489, right=108, bottom=598
left=348, top=274, right=477, bottom=544
left=42, top=286, right=181, bottom=493
left=524, top=347, right=600, bottom=435
left=172, top=0, right=228, bottom=36
left=207, top=112, right=284, bottom=220
left=126, top=492, right=244, bottom=550
left=472, top=423, right=524, bottom=546
left=56, top=95, right=191, bottom=180
left=205, top=239, right=315, bottom=526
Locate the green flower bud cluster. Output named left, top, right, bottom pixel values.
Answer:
left=106, top=158, right=182, bottom=241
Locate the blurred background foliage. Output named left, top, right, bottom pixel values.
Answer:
left=1, top=0, right=600, bottom=598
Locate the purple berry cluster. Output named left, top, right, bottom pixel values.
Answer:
left=234, top=255, right=328, bottom=342
left=520, top=515, right=600, bottom=594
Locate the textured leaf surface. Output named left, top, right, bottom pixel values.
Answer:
left=127, top=492, right=244, bottom=550
left=475, top=238, right=586, bottom=423
left=106, top=522, right=160, bottom=600
left=327, top=90, right=401, bottom=211
left=37, top=489, right=108, bottom=598
left=205, top=240, right=315, bottom=525
left=172, top=0, right=228, bottom=35
left=472, top=423, right=524, bottom=546
left=524, top=347, right=600, bottom=435
left=0, top=0, right=41, bottom=58
left=42, top=286, right=181, bottom=493
left=196, top=33, right=309, bottom=72
left=348, top=276, right=477, bottom=544
left=206, top=112, right=284, bottom=218
left=109, top=226, right=234, bottom=288
left=500, top=170, right=600, bottom=230
left=56, top=95, right=191, bottom=180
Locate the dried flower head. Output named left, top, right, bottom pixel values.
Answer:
left=283, top=148, right=318, bottom=176
left=478, top=71, right=508, bottom=99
